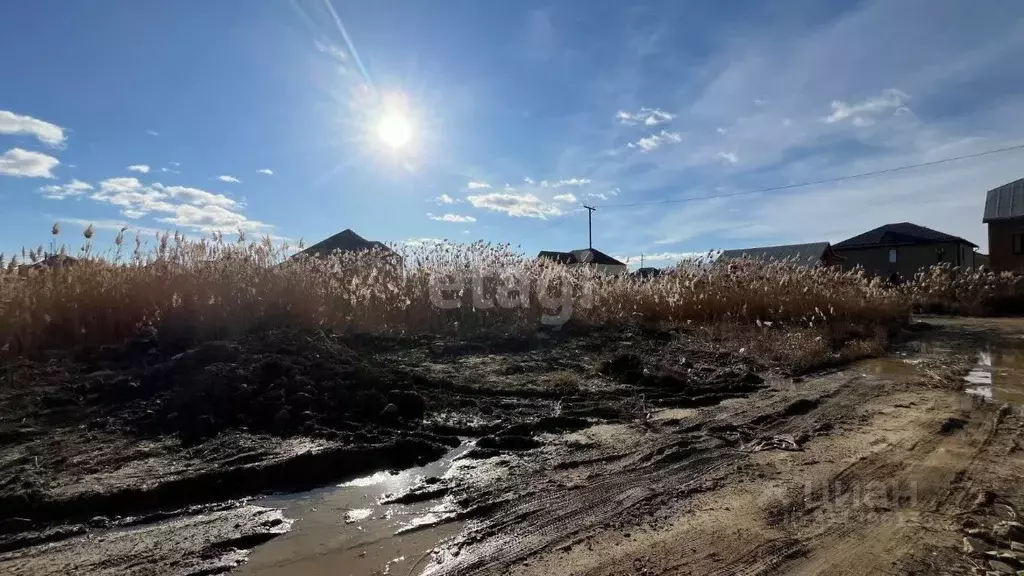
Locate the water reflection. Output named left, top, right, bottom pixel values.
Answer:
left=964, top=344, right=1024, bottom=407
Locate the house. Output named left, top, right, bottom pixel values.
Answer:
left=295, top=229, right=399, bottom=262
left=832, top=222, right=977, bottom=279
left=982, top=177, right=1024, bottom=272
left=537, top=248, right=628, bottom=275
left=631, top=266, right=663, bottom=278
left=718, top=242, right=842, bottom=268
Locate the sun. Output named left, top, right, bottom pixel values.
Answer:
left=376, top=111, right=412, bottom=149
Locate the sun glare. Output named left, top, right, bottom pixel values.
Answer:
left=376, top=111, right=412, bottom=149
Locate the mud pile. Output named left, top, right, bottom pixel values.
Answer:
left=70, top=328, right=432, bottom=442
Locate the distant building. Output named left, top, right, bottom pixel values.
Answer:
left=832, top=222, right=977, bottom=279
left=982, top=177, right=1024, bottom=272
left=295, top=229, right=399, bottom=262
left=718, top=242, right=842, bottom=268
left=537, top=248, right=628, bottom=275
left=631, top=266, right=663, bottom=278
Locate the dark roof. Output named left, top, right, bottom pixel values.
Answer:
left=298, top=229, right=396, bottom=258
left=632, top=267, right=663, bottom=278
left=983, top=177, right=1024, bottom=222
left=833, top=222, right=977, bottom=249
left=537, top=248, right=626, bottom=267
left=570, top=249, right=626, bottom=266
left=718, top=242, right=835, bottom=268
left=537, top=250, right=575, bottom=264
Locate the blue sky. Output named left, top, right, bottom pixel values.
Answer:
left=2, top=0, right=1024, bottom=265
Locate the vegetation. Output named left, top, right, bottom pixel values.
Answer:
left=2, top=224, right=1016, bottom=362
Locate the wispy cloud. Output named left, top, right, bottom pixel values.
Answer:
left=717, top=151, right=739, bottom=165
left=146, top=129, right=160, bottom=137
left=552, top=193, right=578, bottom=203
left=0, top=148, right=59, bottom=178
left=427, top=212, right=476, bottom=223
left=127, top=164, right=150, bottom=174
left=616, top=107, right=675, bottom=126
left=627, top=130, right=682, bottom=151
left=0, top=110, right=65, bottom=147
left=524, top=176, right=535, bottom=184
left=257, top=168, right=274, bottom=175
left=467, top=180, right=491, bottom=190
left=217, top=175, right=241, bottom=184
left=467, top=192, right=563, bottom=219
left=433, top=193, right=456, bottom=204
left=169, top=162, right=180, bottom=167
left=550, top=178, right=591, bottom=188
left=39, top=179, right=92, bottom=199
left=825, top=88, right=910, bottom=125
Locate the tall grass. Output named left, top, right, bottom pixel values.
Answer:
left=0, top=226, right=916, bottom=356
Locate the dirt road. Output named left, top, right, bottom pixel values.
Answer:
left=2, top=318, right=1023, bottom=575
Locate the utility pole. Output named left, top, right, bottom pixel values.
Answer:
left=582, top=205, right=596, bottom=249
left=641, top=253, right=644, bottom=268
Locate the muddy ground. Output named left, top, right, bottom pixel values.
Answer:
left=2, top=318, right=1023, bottom=575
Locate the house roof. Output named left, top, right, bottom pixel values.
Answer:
left=570, top=249, right=626, bottom=266
left=537, top=250, right=576, bottom=264
left=537, top=248, right=626, bottom=267
left=298, top=229, right=395, bottom=258
left=983, top=177, right=1024, bottom=222
left=718, top=242, right=835, bottom=268
left=832, top=222, right=977, bottom=249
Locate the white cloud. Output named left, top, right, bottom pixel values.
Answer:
left=627, top=130, right=682, bottom=151
left=615, top=252, right=709, bottom=266
left=524, top=176, right=535, bottom=184
left=717, top=151, right=739, bottom=164
left=616, top=107, right=675, bottom=126
left=551, top=178, right=591, bottom=188
left=434, top=193, right=456, bottom=204
left=0, top=110, right=65, bottom=147
left=402, top=237, right=445, bottom=247
left=153, top=183, right=238, bottom=209
left=427, top=212, right=477, bottom=223
left=169, top=162, right=180, bottom=167
left=717, top=127, right=727, bottom=134
left=466, top=180, right=491, bottom=189
left=127, top=164, right=150, bottom=173
left=467, top=192, right=563, bottom=219
left=0, top=148, right=59, bottom=178
left=91, top=177, right=175, bottom=218
left=146, top=129, right=160, bottom=137
left=89, top=178, right=242, bottom=225
left=39, top=179, right=92, bottom=199
left=217, top=175, right=241, bottom=183
left=157, top=204, right=271, bottom=233
left=825, top=88, right=910, bottom=124
left=552, top=193, right=578, bottom=203
left=257, top=168, right=274, bottom=175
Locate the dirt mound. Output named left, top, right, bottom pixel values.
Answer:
left=75, top=328, right=429, bottom=443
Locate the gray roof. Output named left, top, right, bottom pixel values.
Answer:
left=983, top=177, right=1024, bottom=222
left=719, top=242, right=832, bottom=268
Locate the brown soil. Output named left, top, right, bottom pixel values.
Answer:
left=4, top=319, right=1022, bottom=575
left=0, top=323, right=766, bottom=573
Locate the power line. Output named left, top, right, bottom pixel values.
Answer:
left=594, top=142, right=1024, bottom=209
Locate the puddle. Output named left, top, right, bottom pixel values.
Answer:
left=963, top=346, right=1024, bottom=407
left=858, top=356, right=923, bottom=378
left=236, top=443, right=473, bottom=576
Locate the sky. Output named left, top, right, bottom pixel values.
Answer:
left=2, top=0, right=1024, bottom=266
